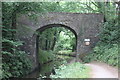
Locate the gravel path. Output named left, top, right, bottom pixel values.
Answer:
left=85, top=61, right=118, bottom=78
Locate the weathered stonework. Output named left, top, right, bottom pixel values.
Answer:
left=16, top=12, right=104, bottom=69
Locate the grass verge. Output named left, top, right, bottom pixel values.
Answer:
left=50, top=62, right=91, bottom=78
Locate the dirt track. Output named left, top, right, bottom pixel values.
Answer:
left=85, top=61, right=118, bottom=78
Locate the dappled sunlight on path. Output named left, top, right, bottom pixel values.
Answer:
left=85, top=61, right=118, bottom=78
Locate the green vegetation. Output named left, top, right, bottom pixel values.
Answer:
left=38, top=49, right=55, bottom=64
left=2, top=1, right=119, bottom=79
left=83, top=44, right=118, bottom=67
left=38, top=27, right=76, bottom=65
left=2, top=2, right=38, bottom=78
left=50, top=62, right=90, bottom=78
left=38, top=27, right=76, bottom=52
left=39, top=60, right=67, bottom=78
left=2, top=50, right=32, bottom=78
left=82, top=14, right=119, bottom=67
left=82, top=22, right=119, bottom=67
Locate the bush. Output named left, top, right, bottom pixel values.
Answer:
left=99, top=21, right=119, bottom=44
left=83, top=44, right=118, bottom=67
left=2, top=50, right=32, bottom=79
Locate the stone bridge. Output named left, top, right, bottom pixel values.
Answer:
left=16, top=12, right=104, bottom=69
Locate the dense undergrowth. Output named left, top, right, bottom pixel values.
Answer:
left=2, top=3, right=34, bottom=79
left=83, top=43, right=118, bottom=67
left=2, top=50, right=32, bottom=78
left=2, top=39, right=32, bottom=79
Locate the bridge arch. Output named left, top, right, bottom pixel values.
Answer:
left=35, top=24, right=78, bottom=62
left=17, top=12, right=104, bottom=69
left=36, top=24, right=78, bottom=37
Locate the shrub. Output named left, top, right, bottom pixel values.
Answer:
left=2, top=50, right=32, bottom=79
left=83, top=44, right=118, bottom=67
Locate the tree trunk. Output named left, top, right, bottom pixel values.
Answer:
left=48, top=40, right=51, bottom=50
left=11, top=4, right=17, bottom=54
left=45, top=39, right=48, bottom=50
left=117, top=2, right=120, bottom=24
left=51, top=31, right=57, bottom=51
left=72, top=45, right=75, bottom=52
left=11, top=4, right=17, bottom=40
